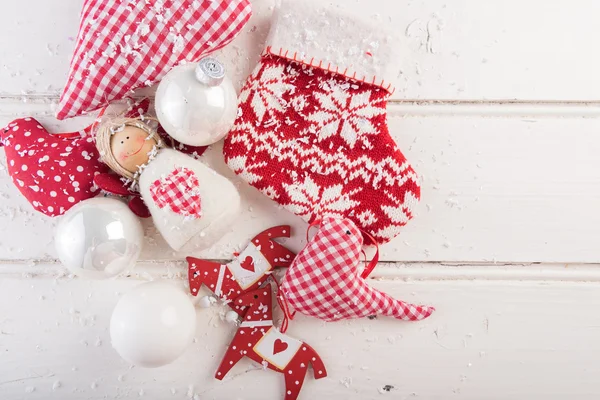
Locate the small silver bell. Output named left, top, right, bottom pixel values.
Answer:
left=195, top=57, right=226, bottom=87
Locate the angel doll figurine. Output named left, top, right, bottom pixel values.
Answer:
left=95, top=117, right=241, bottom=251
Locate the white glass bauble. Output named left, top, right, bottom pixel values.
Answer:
left=55, top=197, right=144, bottom=279
left=155, top=57, right=238, bottom=147
left=110, top=281, right=197, bottom=368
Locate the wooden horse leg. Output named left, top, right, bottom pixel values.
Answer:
left=186, top=257, right=220, bottom=297
left=305, top=344, right=327, bottom=380
left=281, top=343, right=326, bottom=400
left=283, top=366, right=307, bottom=400
left=215, top=343, right=246, bottom=380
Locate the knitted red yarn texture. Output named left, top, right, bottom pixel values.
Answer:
left=223, top=55, right=420, bottom=243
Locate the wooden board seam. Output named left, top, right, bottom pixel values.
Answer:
left=0, top=98, right=599, bottom=118
left=3, top=261, right=600, bottom=283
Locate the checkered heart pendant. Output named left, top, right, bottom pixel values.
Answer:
left=149, top=167, right=202, bottom=218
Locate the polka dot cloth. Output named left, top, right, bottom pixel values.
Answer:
left=0, top=118, right=108, bottom=217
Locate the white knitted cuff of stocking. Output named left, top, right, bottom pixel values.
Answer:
left=264, top=0, right=400, bottom=94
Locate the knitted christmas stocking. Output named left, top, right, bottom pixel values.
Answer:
left=223, top=0, right=420, bottom=244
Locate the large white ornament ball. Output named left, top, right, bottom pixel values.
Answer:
left=155, top=57, right=238, bottom=147
left=55, top=197, right=144, bottom=279
left=110, top=281, right=197, bottom=368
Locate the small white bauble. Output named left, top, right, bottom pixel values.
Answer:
left=55, top=197, right=144, bottom=279
left=225, top=311, right=240, bottom=324
left=155, top=57, right=238, bottom=147
left=110, top=281, right=197, bottom=368
left=198, top=295, right=214, bottom=309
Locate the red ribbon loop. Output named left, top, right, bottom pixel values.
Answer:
left=276, top=284, right=296, bottom=334
left=359, top=230, right=380, bottom=280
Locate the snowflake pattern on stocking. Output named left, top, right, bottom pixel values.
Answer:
left=240, top=64, right=296, bottom=123
left=224, top=56, right=421, bottom=244
left=227, top=155, right=267, bottom=185
left=307, top=81, right=386, bottom=149
left=283, top=176, right=361, bottom=222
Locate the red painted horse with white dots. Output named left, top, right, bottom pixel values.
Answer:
left=216, top=286, right=327, bottom=400
left=187, top=225, right=296, bottom=312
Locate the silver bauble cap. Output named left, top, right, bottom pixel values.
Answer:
left=195, top=57, right=225, bottom=87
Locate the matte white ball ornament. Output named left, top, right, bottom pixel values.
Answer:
left=198, top=295, right=216, bottom=309
left=110, top=281, right=197, bottom=368
left=155, top=57, right=238, bottom=146
left=225, top=311, right=240, bottom=324
left=55, top=197, right=144, bottom=279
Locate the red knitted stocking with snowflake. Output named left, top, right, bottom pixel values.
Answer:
left=224, top=0, right=420, bottom=244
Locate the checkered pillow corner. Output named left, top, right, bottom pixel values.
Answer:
left=57, top=0, right=252, bottom=120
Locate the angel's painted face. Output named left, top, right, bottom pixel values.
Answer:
left=110, top=125, right=157, bottom=174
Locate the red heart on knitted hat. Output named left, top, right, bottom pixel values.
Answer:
left=56, top=0, right=252, bottom=120
left=0, top=118, right=108, bottom=217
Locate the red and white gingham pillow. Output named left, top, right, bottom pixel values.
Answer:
left=57, top=0, right=252, bottom=120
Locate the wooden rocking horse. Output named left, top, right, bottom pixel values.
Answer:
left=216, top=286, right=327, bottom=400
left=187, top=226, right=296, bottom=311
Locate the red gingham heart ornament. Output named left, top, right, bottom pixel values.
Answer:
left=0, top=118, right=109, bottom=217
left=279, top=217, right=435, bottom=324
left=56, top=0, right=252, bottom=120
left=149, top=167, right=202, bottom=218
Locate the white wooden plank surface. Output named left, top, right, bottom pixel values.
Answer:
left=2, top=0, right=600, bottom=398
left=1, top=109, right=599, bottom=263
left=0, top=272, right=599, bottom=400
left=0, top=0, right=598, bottom=101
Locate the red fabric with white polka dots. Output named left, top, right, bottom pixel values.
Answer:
left=0, top=118, right=108, bottom=217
